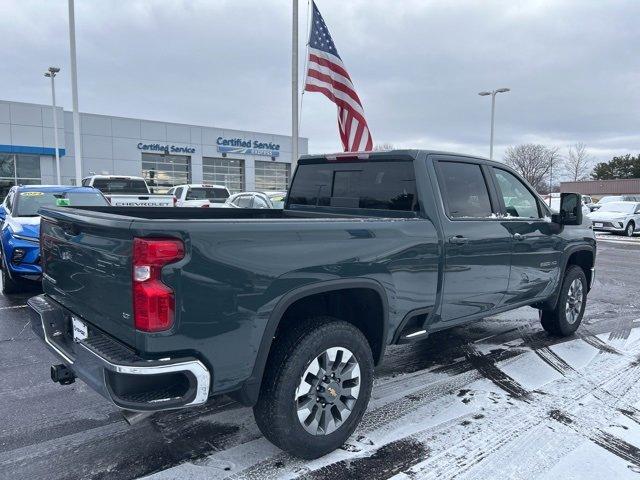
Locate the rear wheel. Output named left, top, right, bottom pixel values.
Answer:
left=540, top=265, right=587, bottom=336
left=253, top=317, right=374, bottom=459
left=625, top=222, right=635, bottom=237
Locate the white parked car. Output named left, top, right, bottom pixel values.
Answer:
left=588, top=201, right=640, bottom=237
left=167, top=184, right=230, bottom=207
left=224, top=191, right=286, bottom=209
left=82, top=175, right=174, bottom=207
left=591, top=195, right=640, bottom=211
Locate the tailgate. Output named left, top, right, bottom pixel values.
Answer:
left=40, top=207, right=138, bottom=346
left=107, top=195, right=173, bottom=207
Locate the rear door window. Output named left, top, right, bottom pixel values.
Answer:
left=252, top=195, right=269, bottom=209
left=436, top=161, right=494, bottom=218
left=287, top=161, right=419, bottom=213
left=235, top=195, right=252, bottom=208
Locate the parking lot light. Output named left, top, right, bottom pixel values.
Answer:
left=478, top=88, right=511, bottom=159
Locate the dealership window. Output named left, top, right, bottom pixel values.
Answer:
left=0, top=154, right=42, bottom=199
left=202, top=157, right=245, bottom=193
left=255, top=161, right=290, bottom=192
left=141, top=153, right=190, bottom=193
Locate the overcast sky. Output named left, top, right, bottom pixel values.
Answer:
left=1, top=0, right=639, bottom=166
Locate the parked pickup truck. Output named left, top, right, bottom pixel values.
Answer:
left=29, top=150, right=596, bottom=459
left=81, top=175, right=174, bottom=207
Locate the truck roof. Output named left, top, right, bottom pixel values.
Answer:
left=172, top=184, right=228, bottom=189
left=83, top=175, right=145, bottom=180
left=298, top=149, right=501, bottom=166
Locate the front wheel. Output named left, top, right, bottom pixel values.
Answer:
left=540, top=265, right=587, bottom=336
left=253, top=317, right=374, bottom=459
left=625, top=222, right=635, bottom=237
left=1, top=262, right=23, bottom=294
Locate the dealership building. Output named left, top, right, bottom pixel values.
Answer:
left=0, top=99, right=308, bottom=198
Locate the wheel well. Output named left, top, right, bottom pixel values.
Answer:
left=567, top=249, right=594, bottom=290
left=273, top=288, right=386, bottom=365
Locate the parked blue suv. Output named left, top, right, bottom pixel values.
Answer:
left=0, top=185, right=108, bottom=293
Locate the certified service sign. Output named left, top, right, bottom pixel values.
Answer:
left=216, top=137, right=280, bottom=157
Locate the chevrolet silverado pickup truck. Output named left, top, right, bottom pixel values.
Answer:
left=29, top=150, right=596, bottom=459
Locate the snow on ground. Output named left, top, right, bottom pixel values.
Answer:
left=1, top=240, right=640, bottom=480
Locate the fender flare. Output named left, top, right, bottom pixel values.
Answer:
left=233, top=278, right=389, bottom=406
left=541, top=244, right=596, bottom=311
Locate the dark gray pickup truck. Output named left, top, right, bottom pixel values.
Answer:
left=29, top=150, right=596, bottom=458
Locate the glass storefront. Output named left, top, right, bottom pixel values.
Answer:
left=255, top=161, right=290, bottom=192
left=202, top=157, right=245, bottom=193
left=141, top=153, right=190, bottom=193
left=0, top=154, right=42, bottom=200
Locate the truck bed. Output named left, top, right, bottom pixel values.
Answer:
left=66, top=205, right=418, bottom=220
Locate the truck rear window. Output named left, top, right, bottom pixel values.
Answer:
left=288, top=161, right=419, bottom=213
left=92, top=179, right=149, bottom=194
left=186, top=187, right=230, bottom=200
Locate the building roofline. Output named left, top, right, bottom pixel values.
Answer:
left=1, top=99, right=309, bottom=141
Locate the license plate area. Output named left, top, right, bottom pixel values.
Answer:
left=71, top=316, right=88, bottom=342
left=594, top=223, right=603, bottom=228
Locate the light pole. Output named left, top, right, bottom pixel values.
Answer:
left=44, top=67, right=61, bottom=184
left=478, top=88, right=510, bottom=160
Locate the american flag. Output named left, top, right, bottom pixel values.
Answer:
left=304, top=1, right=374, bottom=152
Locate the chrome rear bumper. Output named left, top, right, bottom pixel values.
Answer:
left=28, top=294, right=210, bottom=412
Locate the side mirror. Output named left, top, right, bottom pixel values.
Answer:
left=551, top=193, right=583, bottom=226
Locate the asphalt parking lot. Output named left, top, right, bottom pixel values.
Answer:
left=1, top=237, right=640, bottom=480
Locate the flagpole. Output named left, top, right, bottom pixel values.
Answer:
left=292, top=0, right=299, bottom=172
left=68, top=0, right=83, bottom=185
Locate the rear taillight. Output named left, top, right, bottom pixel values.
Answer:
left=173, top=196, right=177, bottom=206
left=132, top=238, right=184, bottom=332
left=200, top=204, right=210, bottom=208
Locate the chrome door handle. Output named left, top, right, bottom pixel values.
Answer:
left=513, top=233, right=524, bottom=241
left=449, top=235, right=468, bottom=245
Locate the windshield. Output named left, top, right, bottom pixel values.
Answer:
left=598, top=202, right=636, bottom=214
left=14, top=191, right=109, bottom=216
left=598, top=196, right=622, bottom=204
left=185, top=187, right=229, bottom=200
left=92, top=179, right=149, bottom=194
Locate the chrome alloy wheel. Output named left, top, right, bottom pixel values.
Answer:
left=295, top=346, right=361, bottom=436
left=565, top=278, right=584, bottom=325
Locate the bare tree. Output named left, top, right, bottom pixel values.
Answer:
left=564, top=143, right=593, bottom=181
left=503, top=144, right=560, bottom=192
left=373, top=143, right=395, bottom=152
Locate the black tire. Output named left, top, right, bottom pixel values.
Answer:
left=1, top=260, right=22, bottom=294
left=253, top=316, right=374, bottom=459
left=540, top=265, right=587, bottom=336
left=625, top=222, right=635, bottom=237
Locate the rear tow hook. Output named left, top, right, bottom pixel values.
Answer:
left=50, top=364, right=76, bottom=385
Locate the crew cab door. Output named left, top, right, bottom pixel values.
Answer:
left=489, top=167, right=562, bottom=304
left=434, top=157, right=511, bottom=323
